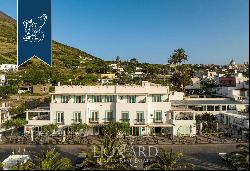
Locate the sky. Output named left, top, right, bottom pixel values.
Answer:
left=0, top=0, right=249, bottom=64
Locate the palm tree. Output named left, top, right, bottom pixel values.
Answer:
left=36, top=148, right=73, bottom=170
left=80, top=122, right=134, bottom=170
left=168, top=48, right=188, bottom=71
left=11, top=160, right=35, bottom=170
left=144, top=149, right=194, bottom=170
left=226, top=144, right=249, bottom=170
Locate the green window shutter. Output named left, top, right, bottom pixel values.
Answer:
left=82, top=96, right=84, bottom=103
left=74, top=96, right=76, bottom=103
left=61, top=96, right=62, bottom=103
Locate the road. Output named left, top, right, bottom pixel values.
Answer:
left=0, top=143, right=246, bottom=170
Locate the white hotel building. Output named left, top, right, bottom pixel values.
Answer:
left=25, top=82, right=196, bottom=136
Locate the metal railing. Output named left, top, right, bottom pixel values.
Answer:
left=54, top=119, right=64, bottom=125
left=134, top=119, right=145, bottom=125
left=120, top=119, right=130, bottom=123
left=71, top=119, right=82, bottom=124
left=104, top=118, right=115, bottom=123
left=89, top=118, right=99, bottom=123
left=153, top=118, right=163, bottom=123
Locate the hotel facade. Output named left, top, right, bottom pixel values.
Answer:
left=25, top=82, right=196, bottom=136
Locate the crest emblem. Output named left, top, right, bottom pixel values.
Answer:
left=22, top=14, right=48, bottom=43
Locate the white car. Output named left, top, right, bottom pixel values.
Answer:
left=2, top=155, right=30, bottom=170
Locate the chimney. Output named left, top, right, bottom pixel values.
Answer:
left=58, top=82, right=61, bottom=86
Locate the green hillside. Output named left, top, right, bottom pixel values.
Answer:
left=0, top=11, right=106, bottom=85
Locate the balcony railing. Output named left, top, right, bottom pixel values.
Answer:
left=54, top=119, right=64, bottom=125
left=153, top=118, right=163, bottom=123
left=89, top=118, right=99, bottom=123
left=120, top=119, right=130, bottom=123
left=72, top=119, right=82, bottom=124
left=104, top=118, right=115, bottom=123
left=134, top=119, right=145, bottom=125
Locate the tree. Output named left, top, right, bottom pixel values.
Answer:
left=81, top=122, right=134, bottom=170
left=42, top=124, right=58, bottom=135
left=103, top=122, right=130, bottom=140
left=41, top=124, right=58, bottom=143
left=0, top=86, right=18, bottom=97
left=226, top=144, right=249, bottom=170
left=35, top=148, right=74, bottom=170
left=196, top=113, right=217, bottom=134
left=9, top=104, right=27, bottom=119
left=144, top=149, right=194, bottom=170
left=168, top=48, right=188, bottom=67
left=71, top=123, right=89, bottom=136
left=115, top=56, right=121, bottom=64
left=11, top=160, right=35, bottom=170
left=2, top=118, right=27, bottom=136
left=200, top=78, right=217, bottom=92
left=170, top=65, right=192, bottom=91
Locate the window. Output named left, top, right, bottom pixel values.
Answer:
left=154, top=111, right=162, bottom=121
left=207, top=105, right=214, bottom=111
left=73, top=112, right=81, bottom=123
left=222, top=105, right=227, bottom=111
left=152, top=95, right=162, bottom=102
left=240, top=91, right=245, bottom=96
left=56, top=112, right=64, bottom=123
left=215, top=105, right=220, bottom=111
left=121, top=112, right=129, bottom=119
left=136, top=111, right=144, bottom=122
left=106, top=111, right=114, bottom=121
left=105, top=95, right=115, bottom=102
left=61, top=96, right=70, bottom=103
left=92, top=96, right=102, bottom=102
left=90, top=111, right=98, bottom=120
left=127, top=95, right=136, bottom=103
left=75, top=96, right=85, bottom=103
left=227, top=105, right=236, bottom=111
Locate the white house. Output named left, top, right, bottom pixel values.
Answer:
left=185, top=77, right=202, bottom=90
left=171, top=97, right=249, bottom=115
left=0, top=64, right=18, bottom=72
left=109, top=64, right=118, bottom=70
left=0, top=74, right=6, bottom=86
left=25, top=82, right=196, bottom=137
left=217, top=112, right=249, bottom=138
left=0, top=101, right=11, bottom=128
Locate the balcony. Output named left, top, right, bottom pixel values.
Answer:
left=134, top=119, right=145, bottom=125
left=71, top=119, right=82, bottom=124
left=120, top=119, right=130, bottom=123
left=103, top=118, right=115, bottom=123
left=153, top=118, right=163, bottom=123
left=89, top=118, right=99, bottom=123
